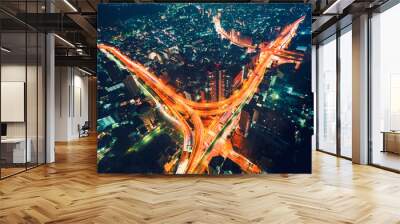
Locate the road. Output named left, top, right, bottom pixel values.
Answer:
left=98, top=14, right=305, bottom=174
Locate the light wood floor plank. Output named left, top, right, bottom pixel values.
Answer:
left=0, top=136, right=400, bottom=223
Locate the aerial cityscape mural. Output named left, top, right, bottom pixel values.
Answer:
left=97, top=3, right=313, bottom=174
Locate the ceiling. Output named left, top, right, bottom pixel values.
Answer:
left=0, top=0, right=392, bottom=73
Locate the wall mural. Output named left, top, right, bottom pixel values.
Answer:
left=97, top=3, right=313, bottom=174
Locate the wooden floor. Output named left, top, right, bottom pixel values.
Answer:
left=373, top=150, right=400, bottom=171
left=0, top=167, right=26, bottom=178
left=1, top=136, right=400, bottom=224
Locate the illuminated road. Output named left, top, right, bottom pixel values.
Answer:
left=213, top=12, right=257, bottom=52
left=98, top=14, right=305, bottom=174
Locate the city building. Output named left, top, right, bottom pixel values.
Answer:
left=239, top=110, right=251, bottom=137
left=0, top=0, right=400, bottom=223
left=207, top=71, right=218, bottom=102
left=218, top=70, right=225, bottom=101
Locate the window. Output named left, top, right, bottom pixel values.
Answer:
left=370, top=3, right=400, bottom=171
left=339, top=27, right=352, bottom=158
left=0, top=1, right=47, bottom=179
left=317, top=35, right=337, bottom=154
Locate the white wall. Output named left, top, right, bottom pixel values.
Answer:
left=54, top=67, right=89, bottom=141
left=312, top=45, right=316, bottom=150
left=55, top=66, right=69, bottom=141
left=1, top=64, right=42, bottom=138
left=1, top=64, right=26, bottom=138
left=72, top=73, right=89, bottom=138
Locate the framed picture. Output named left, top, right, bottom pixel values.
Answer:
left=97, top=3, right=312, bottom=174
